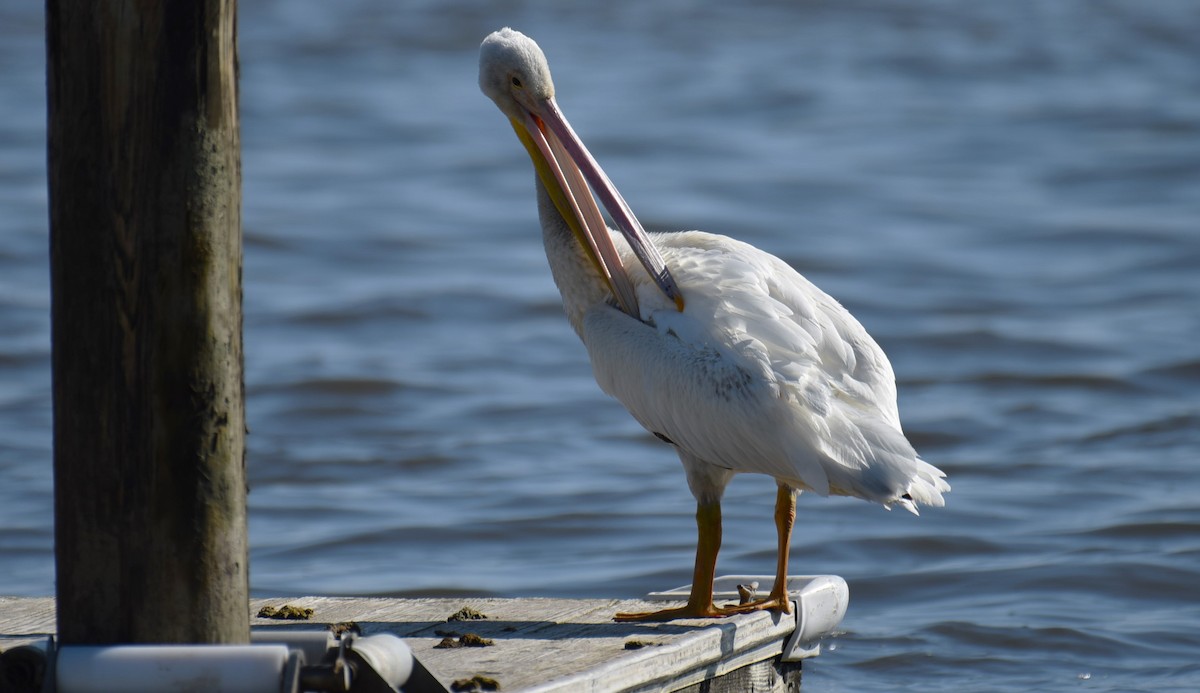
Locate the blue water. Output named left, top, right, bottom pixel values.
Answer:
left=3, top=2, right=1199, bottom=690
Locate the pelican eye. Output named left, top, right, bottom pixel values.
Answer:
left=511, top=76, right=523, bottom=87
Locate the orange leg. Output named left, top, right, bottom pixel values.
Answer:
left=614, top=501, right=730, bottom=621
left=722, top=484, right=796, bottom=615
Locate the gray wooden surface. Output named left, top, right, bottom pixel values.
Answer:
left=0, top=595, right=801, bottom=692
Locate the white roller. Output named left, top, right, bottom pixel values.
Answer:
left=347, top=634, right=414, bottom=690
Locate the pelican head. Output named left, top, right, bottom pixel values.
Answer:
left=478, top=28, right=555, bottom=120
left=479, top=28, right=684, bottom=314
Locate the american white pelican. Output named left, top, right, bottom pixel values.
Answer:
left=479, top=28, right=949, bottom=621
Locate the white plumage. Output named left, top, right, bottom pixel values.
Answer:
left=583, top=231, right=947, bottom=510
left=480, top=27, right=948, bottom=621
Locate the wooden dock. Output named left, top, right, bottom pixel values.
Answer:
left=0, top=579, right=846, bottom=692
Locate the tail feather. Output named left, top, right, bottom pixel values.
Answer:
left=890, top=461, right=950, bottom=515
left=812, top=410, right=950, bottom=514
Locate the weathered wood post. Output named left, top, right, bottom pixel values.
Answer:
left=46, top=1, right=247, bottom=644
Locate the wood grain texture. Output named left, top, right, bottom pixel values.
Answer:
left=46, top=0, right=247, bottom=644
left=249, top=597, right=799, bottom=692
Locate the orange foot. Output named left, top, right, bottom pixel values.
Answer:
left=718, top=594, right=793, bottom=616
left=613, top=602, right=736, bottom=622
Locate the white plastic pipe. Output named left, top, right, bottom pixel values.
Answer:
left=251, top=629, right=335, bottom=666
left=56, top=644, right=291, bottom=693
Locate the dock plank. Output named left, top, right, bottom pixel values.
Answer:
left=0, top=596, right=800, bottom=692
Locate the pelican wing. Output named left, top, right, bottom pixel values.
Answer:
left=583, top=230, right=948, bottom=510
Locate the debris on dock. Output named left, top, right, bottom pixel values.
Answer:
left=451, top=674, right=502, bottom=692
left=447, top=606, right=489, bottom=622
left=255, top=604, right=315, bottom=620
left=435, top=633, right=496, bottom=649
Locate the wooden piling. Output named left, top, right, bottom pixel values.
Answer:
left=45, top=1, right=247, bottom=644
